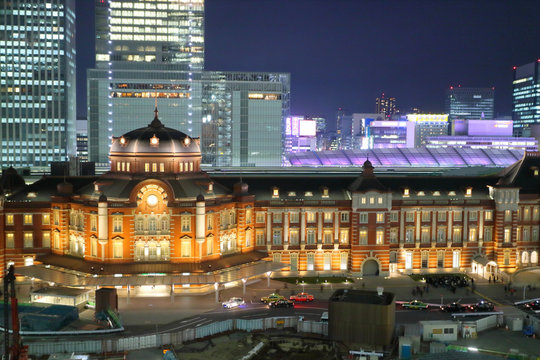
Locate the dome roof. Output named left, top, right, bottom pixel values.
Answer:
left=110, top=108, right=200, bottom=155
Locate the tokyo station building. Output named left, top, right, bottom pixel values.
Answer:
left=1, top=109, right=539, bottom=291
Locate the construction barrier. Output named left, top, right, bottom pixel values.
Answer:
left=25, top=316, right=326, bottom=356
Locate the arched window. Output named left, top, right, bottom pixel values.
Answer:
left=531, top=251, right=538, bottom=264
left=522, top=251, right=529, bottom=265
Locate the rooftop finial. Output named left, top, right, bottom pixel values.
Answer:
left=149, top=95, right=164, bottom=128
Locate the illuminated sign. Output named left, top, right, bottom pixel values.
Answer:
left=406, top=114, right=449, bottom=123
left=299, top=120, right=317, bottom=136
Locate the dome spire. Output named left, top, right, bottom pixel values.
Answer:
left=149, top=96, right=164, bottom=128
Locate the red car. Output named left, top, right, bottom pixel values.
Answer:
left=289, top=292, right=314, bottom=302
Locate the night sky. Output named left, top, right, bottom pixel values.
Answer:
left=76, top=0, right=540, bottom=125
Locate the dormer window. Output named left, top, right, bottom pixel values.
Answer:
left=150, top=134, right=159, bottom=147
left=184, top=137, right=191, bottom=146
left=417, top=191, right=425, bottom=196
left=531, top=166, right=539, bottom=177
left=119, top=136, right=127, bottom=146
left=403, top=188, right=410, bottom=197
left=208, top=182, right=214, bottom=192
left=288, top=191, right=296, bottom=197
left=322, top=187, right=329, bottom=198
left=448, top=191, right=456, bottom=196
left=465, top=187, right=472, bottom=197
left=305, top=191, right=313, bottom=197
left=433, top=191, right=440, bottom=196
left=272, top=187, right=279, bottom=198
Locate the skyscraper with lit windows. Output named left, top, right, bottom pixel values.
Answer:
left=95, top=0, right=204, bottom=70
left=0, top=0, right=76, bottom=170
left=513, top=60, right=540, bottom=137
left=88, top=0, right=290, bottom=168
left=375, top=93, right=397, bottom=118
left=445, top=86, right=494, bottom=121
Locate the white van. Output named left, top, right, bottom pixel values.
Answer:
left=320, top=311, right=328, bottom=323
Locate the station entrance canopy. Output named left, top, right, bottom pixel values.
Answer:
left=16, top=261, right=284, bottom=287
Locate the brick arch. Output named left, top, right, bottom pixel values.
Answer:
left=361, top=257, right=381, bottom=276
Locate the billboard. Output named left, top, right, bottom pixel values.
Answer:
left=299, top=120, right=317, bottom=136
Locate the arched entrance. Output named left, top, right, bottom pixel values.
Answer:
left=362, top=259, right=380, bottom=276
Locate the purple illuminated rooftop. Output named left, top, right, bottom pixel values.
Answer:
left=287, top=148, right=524, bottom=168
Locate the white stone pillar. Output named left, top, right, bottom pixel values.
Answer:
left=334, top=210, right=339, bottom=242
left=431, top=210, right=436, bottom=242
left=447, top=211, right=453, bottom=244
left=399, top=210, right=405, bottom=242
left=415, top=210, right=421, bottom=242
left=463, top=209, right=468, bottom=243
left=196, top=197, right=206, bottom=256
left=479, top=210, right=484, bottom=241
left=283, top=212, right=289, bottom=244
left=300, top=211, right=306, bottom=244
left=317, top=211, right=323, bottom=242
left=98, top=196, right=108, bottom=250
left=266, top=212, right=272, bottom=245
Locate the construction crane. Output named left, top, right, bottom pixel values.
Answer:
left=3, top=265, right=28, bottom=360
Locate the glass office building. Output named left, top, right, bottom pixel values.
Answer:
left=513, top=60, right=540, bottom=137
left=89, top=0, right=290, bottom=168
left=95, top=0, right=204, bottom=70
left=88, top=68, right=290, bottom=167
left=0, top=0, right=76, bottom=170
left=445, top=87, right=494, bottom=121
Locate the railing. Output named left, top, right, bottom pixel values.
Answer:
left=24, top=317, right=328, bottom=356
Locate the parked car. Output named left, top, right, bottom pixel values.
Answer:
left=440, top=302, right=465, bottom=312
left=222, top=297, right=245, bottom=309
left=268, top=299, right=294, bottom=308
left=260, top=293, right=285, bottom=304
left=289, top=292, right=314, bottom=302
left=524, top=300, right=540, bottom=311
left=469, top=300, right=494, bottom=312
left=402, top=300, right=429, bottom=310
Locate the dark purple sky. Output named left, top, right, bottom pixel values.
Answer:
left=77, top=0, right=540, bottom=123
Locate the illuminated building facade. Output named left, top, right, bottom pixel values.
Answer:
left=95, top=0, right=204, bottom=70
left=426, top=137, right=538, bottom=152
left=375, top=93, right=397, bottom=119
left=445, top=87, right=495, bottom=121
left=513, top=60, right=540, bottom=137
left=1, top=114, right=539, bottom=285
left=0, top=0, right=77, bottom=170
left=284, top=116, right=317, bottom=153
left=427, top=119, right=538, bottom=152
left=367, top=120, right=415, bottom=149
left=88, top=70, right=290, bottom=167
left=406, top=114, right=449, bottom=147
left=89, top=0, right=290, bottom=168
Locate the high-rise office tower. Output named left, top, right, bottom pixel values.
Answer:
left=375, top=93, right=397, bottom=118
left=0, top=0, right=76, bottom=170
left=95, top=0, right=204, bottom=70
left=512, top=60, right=540, bottom=137
left=88, top=0, right=289, bottom=167
left=445, top=86, right=494, bottom=121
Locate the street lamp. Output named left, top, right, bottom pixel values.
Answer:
left=266, top=271, right=272, bottom=288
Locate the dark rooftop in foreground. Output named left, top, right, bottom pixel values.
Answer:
left=329, top=289, right=395, bottom=305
